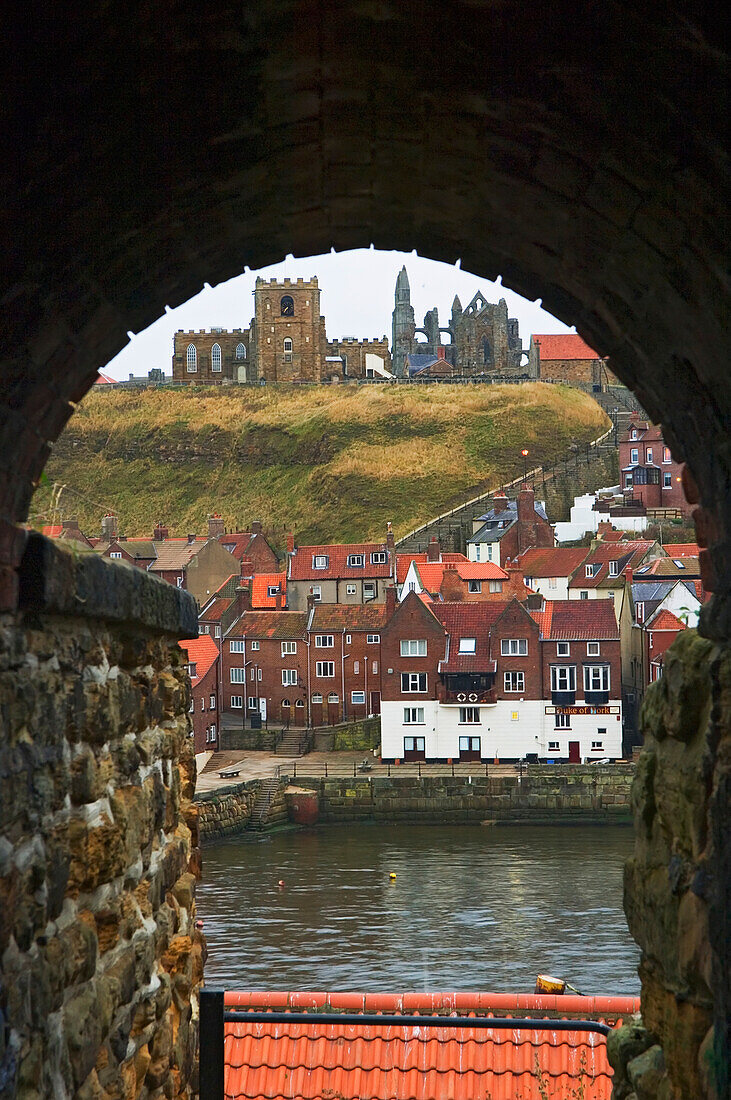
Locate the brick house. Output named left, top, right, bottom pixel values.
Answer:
left=179, top=635, right=220, bottom=754
left=528, top=333, right=616, bottom=386
left=286, top=530, right=396, bottom=610
left=467, top=487, right=554, bottom=567
left=618, top=416, right=691, bottom=517
left=380, top=592, right=622, bottom=763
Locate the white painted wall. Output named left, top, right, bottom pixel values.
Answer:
left=381, top=699, right=623, bottom=761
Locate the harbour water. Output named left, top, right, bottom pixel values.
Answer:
left=197, top=823, right=640, bottom=996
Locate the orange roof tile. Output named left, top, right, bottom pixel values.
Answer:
left=251, top=572, right=287, bottom=609
left=178, top=635, right=218, bottom=683
left=222, top=991, right=639, bottom=1100
left=649, top=609, right=687, bottom=631
left=532, top=333, right=601, bottom=360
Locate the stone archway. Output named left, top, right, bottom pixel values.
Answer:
left=1, top=4, right=728, bottom=1098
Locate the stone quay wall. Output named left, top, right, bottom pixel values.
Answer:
left=195, top=781, right=257, bottom=839
left=0, top=534, right=203, bottom=1100
left=291, top=765, right=635, bottom=824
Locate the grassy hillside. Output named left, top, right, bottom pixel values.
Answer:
left=32, top=383, right=609, bottom=550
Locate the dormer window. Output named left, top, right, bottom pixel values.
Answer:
left=458, top=638, right=477, bottom=653
left=347, top=554, right=365, bottom=567
left=313, top=554, right=329, bottom=569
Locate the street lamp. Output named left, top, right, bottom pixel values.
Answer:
left=521, top=448, right=529, bottom=483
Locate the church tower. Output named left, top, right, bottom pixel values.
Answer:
left=391, top=266, right=415, bottom=377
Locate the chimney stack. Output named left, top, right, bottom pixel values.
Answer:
left=153, top=522, right=169, bottom=540
left=427, top=535, right=441, bottom=562
left=250, top=520, right=263, bottom=534
left=386, top=521, right=395, bottom=551
left=207, top=513, right=225, bottom=538
left=493, top=492, right=509, bottom=514
left=101, top=513, right=118, bottom=541
left=385, top=584, right=397, bottom=617
left=286, top=532, right=295, bottom=555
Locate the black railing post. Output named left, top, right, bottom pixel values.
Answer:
left=199, top=988, right=225, bottom=1100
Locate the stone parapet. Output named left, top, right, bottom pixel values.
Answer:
left=0, top=538, right=202, bottom=1098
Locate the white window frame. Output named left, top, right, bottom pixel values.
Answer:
left=186, top=344, right=197, bottom=372
left=400, top=639, right=427, bottom=657
left=351, top=690, right=366, bottom=705
left=458, top=638, right=477, bottom=653
left=315, top=634, right=334, bottom=648
left=281, top=669, right=298, bottom=686
left=501, top=638, right=527, bottom=656
left=281, top=641, right=297, bottom=655
left=401, top=672, right=427, bottom=693
left=316, top=661, right=335, bottom=678
left=503, top=671, right=525, bottom=692
left=403, top=707, right=425, bottom=724
left=551, top=665, right=576, bottom=692
left=584, top=665, right=610, bottom=693
left=556, top=642, right=570, bottom=656
left=367, top=634, right=380, bottom=644
left=459, top=707, right=481, bottom=724
left=211, top=342, right=222, bottom=372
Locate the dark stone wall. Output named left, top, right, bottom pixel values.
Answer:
left=0, top=537, right=203, bottom=1099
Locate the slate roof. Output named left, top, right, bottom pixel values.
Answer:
left=309, top=605, right=389, bottom=631
left=530, top=600, right=619, bottom=641
left=251, top=573, right=287, bottom=609
left=226, top=611, right=308, bottom=641
left=178, top=635, right=218, bottom=684
left=431, top=602, right=506, bottom=672
left=222, top=990, right=638, bottom=1100
left=532, top=333, right=601, bottom=360
left=517, top=547, right=589, bottom=577
left=289, top=543, right=392, bottom=580
left=396, top=551, right=467, bottom=585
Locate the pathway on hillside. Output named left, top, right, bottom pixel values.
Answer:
left=395, top=386, right=642, bottom=554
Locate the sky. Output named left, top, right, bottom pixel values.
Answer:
left=106, top=249, right=574, bottom=379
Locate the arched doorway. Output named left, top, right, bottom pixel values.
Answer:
left=1, top=7, right=727, bottom=1099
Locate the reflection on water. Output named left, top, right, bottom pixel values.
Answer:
left=197, top=823, right=640, bottom=996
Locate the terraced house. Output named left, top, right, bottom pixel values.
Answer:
left=380, top=591, right=622, bottom=763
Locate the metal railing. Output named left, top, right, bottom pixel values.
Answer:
left=199, top=988, right=612, bottom=1100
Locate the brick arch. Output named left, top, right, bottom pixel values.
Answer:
left=2, top=2, right=727, bottom=625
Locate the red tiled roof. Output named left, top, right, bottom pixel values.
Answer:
left=223, top=990, right=638, bottom=1100
left=568, top=541, right=656, bottom=588
left=251, top=573, right=287, bottom=609
left=661, top=543, right=699, bottom=558
left=310, top=604, right=389, bottom=631
left=649, top=609, right=687, bottom=631
left=178, top=635, right=218, bottom=684
left=415, top=560, right=507, bottom=594
left=432, top=602, right=506, bottom=671
left=530, top=600, right=619, bottom=640
left=199, top=596, right=233, bottom=624
left=289, top=543, right=393, bottom=581
left=227, top=611, right=308, bottom=641
left=516, top=547, right=590, bottom=578
left=396, top=552, right=467, bottom=585
left=532, top=333, right=601, bottom=360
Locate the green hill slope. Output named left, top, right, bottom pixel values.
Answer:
left=32, top=383, right=609, bottom=549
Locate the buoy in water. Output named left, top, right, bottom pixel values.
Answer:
left=389, top=872, right=397, bottom=880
